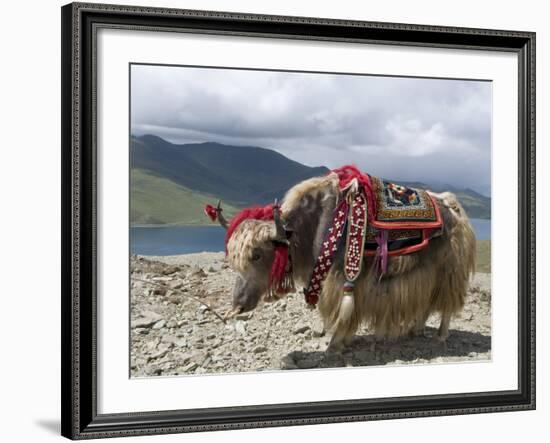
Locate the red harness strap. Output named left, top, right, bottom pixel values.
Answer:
left=303, top=198, right=349, bottom=305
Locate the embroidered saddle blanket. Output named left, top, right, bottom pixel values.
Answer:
left=303, top=166, right=443, bottom=305
left=364, top=176, right=443, bottom=256
left=370, top=176, right=442, bottom=228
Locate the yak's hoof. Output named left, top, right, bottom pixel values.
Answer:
left=327, top=339, right=345, bottom=354
left=432, top=334, right=448, bottom=349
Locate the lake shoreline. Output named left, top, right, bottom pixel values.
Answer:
left=131, top=220, right=491, bottom=256
left=131, top=223, right=219, bottom=228
left=132, top=217, right=492, bottom=228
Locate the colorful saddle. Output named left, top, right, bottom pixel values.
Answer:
left=303, top=165, right=443, bottom=305
left=364, top=176, right=442, bottom=256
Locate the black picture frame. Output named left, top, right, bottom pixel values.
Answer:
left=61, top=2, right=536, bottom=439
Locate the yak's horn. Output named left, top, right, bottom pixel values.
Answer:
left=272, top=199, right=287, bottom=241
left=216, top=200, right=228, bottom=229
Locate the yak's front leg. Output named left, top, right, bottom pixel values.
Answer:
left=327, top=331, right=346, bottom=353
left=327, top=317, right=358, bottom=352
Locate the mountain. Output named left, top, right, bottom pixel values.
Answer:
left=393, top=180, right=491, bottom=220
left=130, top=135, right=328, bottom=225
left=130, top=134, right=491, bottom=225
left=132, top=135, right=328, bottom=206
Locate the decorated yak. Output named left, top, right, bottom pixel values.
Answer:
left=204, top=165, right=476, bottom=352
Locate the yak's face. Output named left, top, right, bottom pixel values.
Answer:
left=225, top=220, right=278, bottom=315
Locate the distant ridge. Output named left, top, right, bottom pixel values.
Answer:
left=130, top=134, right=490, bottom=225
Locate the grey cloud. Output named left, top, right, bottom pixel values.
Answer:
left=131, top=65, right=491, bottom=195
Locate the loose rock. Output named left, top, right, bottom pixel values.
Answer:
left=130, top=255, right=491, bottom=378
left=152, top=319, right=166, bottom=329
left=293, top=325, right=310, bottom=335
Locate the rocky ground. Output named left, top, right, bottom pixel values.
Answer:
left=130, top=253, right=491, bottom=378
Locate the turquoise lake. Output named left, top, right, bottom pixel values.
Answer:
left=130, top=218, right=491, bottom=256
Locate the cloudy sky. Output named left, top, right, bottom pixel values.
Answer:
left=131, top=64, right=492, bottom=196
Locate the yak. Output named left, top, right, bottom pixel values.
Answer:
left=206, top=165, right=476, bottom=352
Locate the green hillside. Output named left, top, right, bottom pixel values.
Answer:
left=130, top=134, right=491, bottom=224
left=131, top=135, right=328, bottom=207
left=130, top=169, right=239, bottom=226
left=452, top=191, right=491, bottom=219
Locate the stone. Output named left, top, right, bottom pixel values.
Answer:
left=148, top=348, right=169, bottom=361
left=253, top=345, right=268, bottom=354
left=162, top=266, right=180, bottom=275
left=293, top=325, right=310, bottom=335
left=132, top=311, right=163, bottom=328
left=235, top=321, right=247, bottom=335
left=189, top=267, right=207, bottom=278
left=175, top=339, right=188, bottom=348
left=202, top=356, right=212, bottom=367
left=152, top=319, right=166, bottom=329
left=152, top=276, right=173, bottom=282
left=235, top=312, right=252, bottom=321
left=169, top=280, right=183, bottom=290
left=161, top=335, right=180, bottom=345
left=182, top=362, right=198, bottom=372
left=153, top=286, right=167, bottom=296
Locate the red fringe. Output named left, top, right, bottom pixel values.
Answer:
left=225, top=204, right=274, bottom=247
left=269, top=243, right=289, bottom=291
left=331, top=164, right=377, bottom=220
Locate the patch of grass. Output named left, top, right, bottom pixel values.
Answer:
left=476, top=239, right=491, bottom=273
left=130, top=169, right=240, bottom=225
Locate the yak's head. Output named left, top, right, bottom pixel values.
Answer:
left=208, top=201, right=292, bottom=319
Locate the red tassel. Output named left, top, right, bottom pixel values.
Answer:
left=204, top=204, right=218, bottom=222
left=270, top=243, right=288, bottom=288
left=269, top=243, right=294, bottom=294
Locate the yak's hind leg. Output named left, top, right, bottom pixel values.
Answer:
left=428, top=192, right=477, bottom=344
left=431, top=266, right=470, bottom=344
left=435, top=310, right=451, bottom=343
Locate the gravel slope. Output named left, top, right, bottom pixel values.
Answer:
left=130, top=253, right=491, bottom=377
